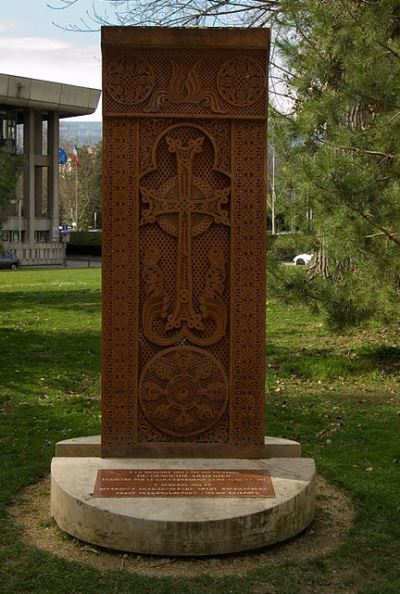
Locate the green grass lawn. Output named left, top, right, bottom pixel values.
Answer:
left=0, top=268, right=399, bottom=594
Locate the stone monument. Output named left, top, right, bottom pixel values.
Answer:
left=51, top=27, right=315, bottom=556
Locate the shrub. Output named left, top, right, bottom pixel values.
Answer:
left=66, top=231, right=102, bottom=256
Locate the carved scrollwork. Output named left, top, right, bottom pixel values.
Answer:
left=139, top=347, right=228, bottom=437
left=217, top=56, right=266, bottom=107
left=106, top=55, right=154, bottom=105
left=198, top=247, right=227, bottom=340
left=142, top=246, right=171, bottom=333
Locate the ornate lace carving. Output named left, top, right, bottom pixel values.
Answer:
left=139, top=347, right=228, bottom=437
left=145, top=61, right=226, bottom=113
left=230, top=121, right=267, bottom=445
left=217, top=56, right=266, bottom=107
left=142, top=245, right=170, bottom=326
left=140, top=124, right=230, bottom=347
left=101, top=119, right=140, bottom=455
left=106, top=55, right=154, bottom=105
left=199, top=247, right=227, bottom=335
left=102, top=32, right=269, bottom=454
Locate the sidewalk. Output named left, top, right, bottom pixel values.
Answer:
left=65, top=256, right=101, bottom=268
left=21, top=256, right=101, bottom=270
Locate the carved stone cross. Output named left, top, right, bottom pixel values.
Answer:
left=140, top=129, right=230, bottom=347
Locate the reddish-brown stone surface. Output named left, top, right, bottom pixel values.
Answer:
left=101, top=27, right=269, bottom=457
left=93, top=468, right=275, bottom=498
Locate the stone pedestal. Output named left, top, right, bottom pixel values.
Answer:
left=51, top=454, right=315, bottom=556
left=54, top=435, right=302, bottom=459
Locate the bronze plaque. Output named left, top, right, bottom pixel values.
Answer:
left=102, top=27, right=270, bottom=457
left=93, top=469, right=275, bottom=498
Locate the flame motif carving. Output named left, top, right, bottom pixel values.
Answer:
left=140, top=125, right=230, bottom=347
left=139, top=347, right=228, bottom=437
left=144, top=61, right=226, bottom=113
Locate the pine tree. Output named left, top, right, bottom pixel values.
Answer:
left=271, top=1, right=400, bottom=329
left=51, top=0, right=400, bottom=328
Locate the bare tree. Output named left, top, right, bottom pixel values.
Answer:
left=48, top=1, right=281, bottom=30
left=48, top=1, right=294, bottom=116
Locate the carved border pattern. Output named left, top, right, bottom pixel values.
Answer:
left=230, top=120, right=266, bottom=445
left=217, top=56, right=266, bottom=107
left=105, top=55, right=155, bottom=105
left=101, top=119, right=140, bottom=456
left=103, top=47, right=268, bottom=119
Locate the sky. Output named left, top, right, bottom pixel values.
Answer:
left=0, top=2, right=289, bottom=122
left=0, top=1, right=103, bottom=121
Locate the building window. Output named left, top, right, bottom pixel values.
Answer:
left=35, top=231, right=48, bottom=243
left=11, top=231, right=20, bottom=242
left=0, top=230, right=10, bottom=242
left=0, top=112, right=17, bottom=154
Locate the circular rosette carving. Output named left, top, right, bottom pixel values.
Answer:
left=139, top=347, right=228, bottom=437
left=217, top=56, right=266, bottom=107
left=106, top=55, right=154, bottom=105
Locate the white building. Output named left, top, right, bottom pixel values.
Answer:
left=0, top=73, right=100, bottom=265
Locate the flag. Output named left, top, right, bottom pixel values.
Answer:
left=71, top=144, right=79, bottom=165
left=58, top=148, right=68, bottom=165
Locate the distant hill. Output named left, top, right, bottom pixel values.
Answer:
left=59, top=121, right=102, bottom=149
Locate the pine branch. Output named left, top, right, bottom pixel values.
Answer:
left=349, top=207, right=400, bottom=247
left=270, top=60, right=299, bottom=80
left=376, top=111, right=400, bottom=129
left=377, top=41, right=400, bottom=61
left=337, top=0, right=400, bottom=61
left=338, top=146, right=395, bottom=159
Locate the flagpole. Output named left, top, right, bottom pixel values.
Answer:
left=75, top=162, right=78, bottom=230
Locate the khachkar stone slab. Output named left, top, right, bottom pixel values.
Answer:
left=101, top=27, right=270, bottom=457
left=51, top=29, right=316, bottom=557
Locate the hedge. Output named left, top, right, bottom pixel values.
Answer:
left=65, top=230, right=315, bottom=260
left=66, top=231, right=102, bottom=256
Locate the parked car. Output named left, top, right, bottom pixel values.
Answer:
left=293, top=253, right=313, bottom=266
left=0, top=250, right=20, bottom=270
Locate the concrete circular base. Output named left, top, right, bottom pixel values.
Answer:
left=51, top=457, right=315, bottom=556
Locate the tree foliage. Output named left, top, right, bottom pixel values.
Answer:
left=59, top=143, right=101, bottom=230
left=270, top=1, right=400, bottom=329
left=50, top=0, right=400, bottom=329
left=48, top=0, right=280, bottom=29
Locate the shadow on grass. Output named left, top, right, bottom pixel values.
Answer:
left=267, top=342, right=400, bottom=381
left=0, top=326, right=100, bottom=396
left=357, top=343, right=400, bottom=369
left=0, top=289, right=100, bottom=315
left=0, top=394, right=100, bottom=507
left=0, top=328, right=101, bottom=510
